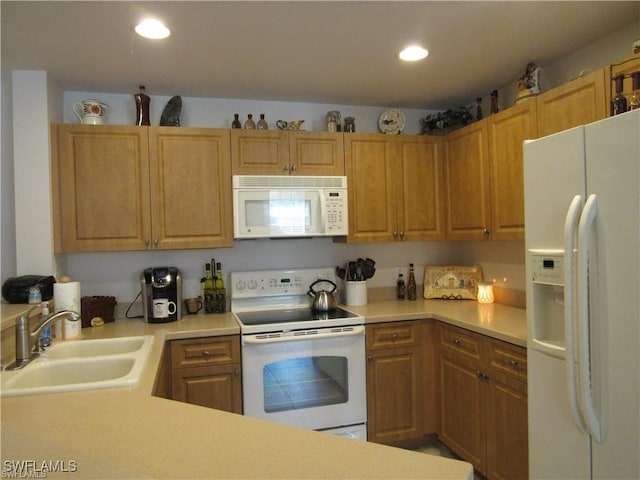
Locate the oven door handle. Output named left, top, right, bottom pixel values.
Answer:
left=243, top=325, right=365, bottom=345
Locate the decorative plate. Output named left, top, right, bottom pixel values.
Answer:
left=378, top=108, right=406, bottom=134
left=423, top=265, right=484, bottom=300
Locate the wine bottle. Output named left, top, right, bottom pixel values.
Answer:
left=397, top=273, right=406, bottom=300
left=231, top=113, right=242, bottom=129
left=134, top=85, right=151, bottom=126
left=407, top=263, right=417, bottom=301
left=612, top=75, right=628, bottom=115
left=215, top=262, right=226, bottom=313
left=629, top=72, right=640, bottom=111
left=203, top=263, right=215, bottom=313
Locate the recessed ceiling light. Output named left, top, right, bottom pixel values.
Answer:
left=135, top=19, right=171, bottom=39
left=399, top=45, right=429, bottom=62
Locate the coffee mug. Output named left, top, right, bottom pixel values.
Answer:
left=185, top=297, right=203, bottom=315
left=153, top=298, right=177, bottom=318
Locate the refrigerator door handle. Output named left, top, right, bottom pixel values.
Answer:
left=563, top=194, right=588, bottom=434
left=577, top=193, right=602, bottom=443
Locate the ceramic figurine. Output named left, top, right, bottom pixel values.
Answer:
left=516, top=63, right=541, bottom=103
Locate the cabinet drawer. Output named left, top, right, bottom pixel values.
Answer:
left=367, top=321, right=420, bottom=350
left=439, top=324, right=482, bottom=361
left=487, top=339, right=527, bottom=381
left=170, top=336, right=240, bottom=368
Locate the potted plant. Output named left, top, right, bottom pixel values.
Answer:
left=420, top=107, right=474, bottom=135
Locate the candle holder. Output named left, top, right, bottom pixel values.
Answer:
left=477, top=282, right=494, bottom=304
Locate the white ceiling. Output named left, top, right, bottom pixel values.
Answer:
left=2, top=1, right=639, bottom=109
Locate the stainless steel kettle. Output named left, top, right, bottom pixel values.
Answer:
left=308, top=279, right=338, bottom=312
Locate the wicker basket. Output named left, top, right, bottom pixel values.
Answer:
left=81, top=296, right=117, bottom=328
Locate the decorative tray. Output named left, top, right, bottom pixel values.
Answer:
left=423, top=265, right=484, bottom=300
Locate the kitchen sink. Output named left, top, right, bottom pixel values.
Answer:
left=1, top=335, right=153, bottom=397
left=43, top=336, right=149, bottom=360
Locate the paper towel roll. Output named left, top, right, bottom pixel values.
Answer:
left=54, top=282, right=81, bottom=339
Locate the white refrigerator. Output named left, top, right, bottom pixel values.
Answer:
left=523, top=109, right=639, bottom=479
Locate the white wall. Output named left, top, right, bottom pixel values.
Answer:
left=1, top=68, right=16, bottom=281
left=63, top=92, right=432, bottom=134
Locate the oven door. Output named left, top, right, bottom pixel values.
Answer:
left=241, top=325, right=366, bottom=432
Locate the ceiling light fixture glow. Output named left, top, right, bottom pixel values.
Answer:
left=399, top=45, right=429, bottom=62
left=135, top=19, right=171, bottom=39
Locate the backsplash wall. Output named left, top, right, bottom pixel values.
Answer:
left=64, top=238, right=525, bottom=315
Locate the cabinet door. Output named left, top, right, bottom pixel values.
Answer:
left=398, top=136, right=446, bottom=241
left=289, top=131, right=344, bottom=175
left=439, top=352, right=486, bottom=471
left=444, top=121, right=491, bottom=240
left=171, top=364, right=242, bottom=413
left=366, top=347, right=423, bottom=445
left=485, top=372, right=528, bottom=480
left=536, top=68, right=607, bottom=137
left=52, top=124, right=151, bottom=252
left=487, top=100, right=537, bottom=240
left=148, top=127, right=233, bottom=249
left=230, top=129, right=289, bottom=175
left=344, top=134, right=399, bottom=242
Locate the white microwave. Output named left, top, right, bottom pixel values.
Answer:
left=232, top=175, right=348, bottom=239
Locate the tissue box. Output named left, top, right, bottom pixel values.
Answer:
left=80, top=296, right=117, bottom=328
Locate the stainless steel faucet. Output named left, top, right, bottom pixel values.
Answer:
left=8, top=306, right=81, bottom=370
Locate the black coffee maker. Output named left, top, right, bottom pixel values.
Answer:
left=141, top=267, right=182, bottom=323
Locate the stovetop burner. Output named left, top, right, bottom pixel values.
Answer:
left=230, top=268, right=365, bottom=335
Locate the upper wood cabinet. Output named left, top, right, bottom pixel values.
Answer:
left=344, top=134, right=444, bottom=243
left=444, top=100, right=537, bottom=241
left=230, top=129, right=344, bottom=176
left=536, top=67, right=608, bottom=137
left=487, top=99, right=538, bottom=240
left=443, top=120, right=492, bottom=240
left=52, top=124, right=233, bottom=252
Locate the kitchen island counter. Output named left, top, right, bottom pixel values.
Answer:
left=1, top=308, right=473, bottom=480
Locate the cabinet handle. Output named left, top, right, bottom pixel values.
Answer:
left=291, top=164, right=296, bottom=172
left=399, top=231, right=405, bottom=239
left=153, top=238, right=159, bottom=247
left=283, top=164, right=290, bottom=171
left=392, top=332, right=399, bottom=339
left=476, top=371, right=489, bottom=381
left=234, top=368, right=240, bottom=377
left=510, top=359, right=519, bottom=368
left=453, top=338, right=461, bottom=345
left=145, top=239, right=150, bottom=247
left=392, top=231, right=398, bottom=238
left=367, top=355, right=374, bottom=361
left=202, top=350, right=211, bottom=357
left=482, top=228, right=490, bottom=236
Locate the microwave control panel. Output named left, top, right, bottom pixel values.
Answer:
left=323, top=189, right=348, bottom=235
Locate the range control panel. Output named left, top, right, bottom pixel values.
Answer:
left=529, top=249, right=564, bottom=286
left=230, top=268, right=336, bottom=299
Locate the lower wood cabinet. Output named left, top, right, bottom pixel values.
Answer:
left=366, top=320, right=427, bottom=446
left=437, top=323, right=528, bottom=480
left=169, top=336, right=242, bottom=414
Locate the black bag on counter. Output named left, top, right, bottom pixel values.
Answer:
left=1, top=275, right=56, bottom=303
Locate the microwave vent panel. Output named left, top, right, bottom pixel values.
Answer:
left=233, top=175, right=347, bottom=189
